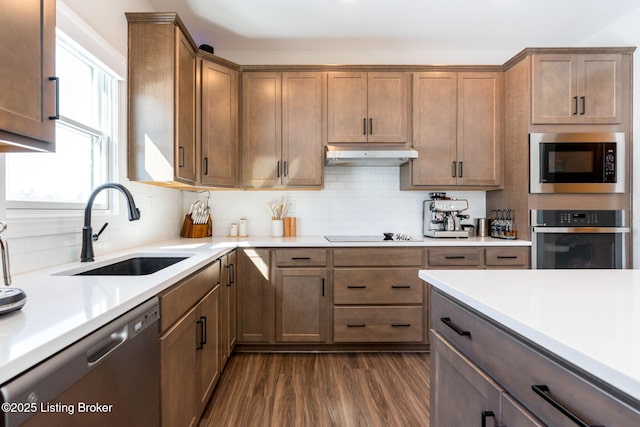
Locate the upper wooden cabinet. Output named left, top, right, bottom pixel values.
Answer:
left=531, top=53, right=623, bottom=124
left=327, top=72, right=409, bottom=144
left=127, top=13, right=197, bottom=186
left=242, top=72, right=323, bottom=188
left=401, top=71, right=503, bottom=189
left=200, top=59, right=238, bottom=187
left=0, top=0, right=57, bottom=152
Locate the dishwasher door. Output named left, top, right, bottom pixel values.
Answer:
left=1, top=297, right=160, bottom=427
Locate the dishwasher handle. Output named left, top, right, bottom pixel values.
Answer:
left=87, top=326, right=128, bottom=366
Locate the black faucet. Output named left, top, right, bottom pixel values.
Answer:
left=81, top=183, right=141, bottom=262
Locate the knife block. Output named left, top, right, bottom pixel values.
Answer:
left=180, top=214, right=212, bottom=238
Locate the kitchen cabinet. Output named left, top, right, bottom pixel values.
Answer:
left=220, top=250, right=237, bottom=370
left=332, top=248, right=426, bottom=344
left=427, top=246, right=530, bottom=269
left=401, top=71, right=502, bottom=189
left=158, top=260, right=221, bottom=426
left=237, top=248, right=274, bottom=343
left=0, top=0, right=57, bottom=152
left=127, top=13, right=197, bottom=186
left=241, top=72, right=323, bottom=188
left=532, top=53, right=623, bottom=124
left=200, top=59, right=238, bottom=187
left=327, top=72, right=409, bottom=144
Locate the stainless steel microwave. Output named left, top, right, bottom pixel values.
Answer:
left=529, top=132, right=625, bottom=193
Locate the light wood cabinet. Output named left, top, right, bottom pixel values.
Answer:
left=158, top=260, right=221, bottom=426
left=0, top=0, right=57, bottom=152
left=127, top=13, right=197, bottom=186
left=241, top=72, right=323, bottom=188
left=327, top=72, right=409, bottom=144
left=220, top=250, right=237, bottom=370
left=237, top=249, right=274, bottom=343
left=427, top=246, right=530, bottom=269
left=200, top=59, right=238, bottom=187
left=532, top=53, right=623, bottom=124
left=401, top=71, right=502, bottom=189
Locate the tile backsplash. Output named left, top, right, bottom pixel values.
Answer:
left=187, top=167, right=487, bottom=237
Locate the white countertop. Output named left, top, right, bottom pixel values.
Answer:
left=0, top=235, right=529, bottom=385
left=419, top=269, right=640, bottom=404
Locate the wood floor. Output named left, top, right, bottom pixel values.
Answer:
left=204, top=353, right=430, bottom=427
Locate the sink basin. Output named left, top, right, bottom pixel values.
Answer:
left=73, top=256, right=189, bottom=276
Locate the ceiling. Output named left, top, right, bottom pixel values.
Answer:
left=147, top=0, right=639, bottom=59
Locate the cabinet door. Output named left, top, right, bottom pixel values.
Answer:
left=160, top=306, right=199, bottom=427
left=430, top=331, right=502, bottom=427
left=221, top=251, right=237, bottom=370
left=196, top=286, right=221, bottom=414
left=282, top=72, right=323, bottom=187
left=367, top=72, right=409, bottom=143
left=456, top=72, right=503, bottom=187
left=0, top=0, right=56, bottom=151
left=327, top=72, right=368, bottom=143
left=410, top=72, right=458, bottom=186
left=242, top=72, right=282, bottom=187
left=237, top=249, right=274, bottom=343
left=578, top=54, right=622, bottom=124
left=175, top=30, right=197, bottom=183
left=531, top=54, right=577, bottom=124
left=275, top=268, right=328, bottom=342
left=200, top=60, right=238, bottom=187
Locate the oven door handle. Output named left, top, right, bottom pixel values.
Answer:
left=531, top=226, right=630, bottom=233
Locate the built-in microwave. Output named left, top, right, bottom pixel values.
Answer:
left=529, top=132, right=625, bottom=193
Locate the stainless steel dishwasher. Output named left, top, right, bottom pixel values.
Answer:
left=1, top=297, right=160, bottom=427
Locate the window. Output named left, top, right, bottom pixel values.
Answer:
left=5, top=30, right=118, bottom=209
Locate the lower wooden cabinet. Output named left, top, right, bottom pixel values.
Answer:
left=220, top=250, right=237, bottom=370
left=427, top=246, right=530, bottom=269
left=237, top=248, right=274, bottom=343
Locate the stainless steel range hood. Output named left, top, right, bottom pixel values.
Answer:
left=325, top=145, right=418, bottom=166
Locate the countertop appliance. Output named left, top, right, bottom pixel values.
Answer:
left=530, top=209, right=629, bottom=269
left=529, top=132, right=625, bottom=193
left=423, top=195, right=470, bottom=238
left=1, top=297, right=160, bottom=427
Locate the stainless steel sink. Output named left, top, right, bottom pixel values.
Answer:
left=74, top=256, right=189, bottom=276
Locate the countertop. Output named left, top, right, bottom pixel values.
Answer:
left=0, top=235, right=529, bottom=385
left=419, top=269, right=640, bottom=404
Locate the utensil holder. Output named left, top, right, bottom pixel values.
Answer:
left=180, top=214, right=212, bottom=238
left=271, top=219, right=284, bottom=237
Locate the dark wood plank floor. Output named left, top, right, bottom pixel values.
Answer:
left=204, top=353, right=430, bottom=427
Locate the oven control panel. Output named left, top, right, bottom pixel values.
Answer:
left=532, top=210, right=623, bottom=227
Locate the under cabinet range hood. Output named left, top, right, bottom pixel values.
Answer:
left=325, top=145, right=418, bottom=166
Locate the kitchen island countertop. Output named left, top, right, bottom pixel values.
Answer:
left=420, top=269, right=640, bottom=405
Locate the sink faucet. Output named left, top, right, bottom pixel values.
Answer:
left=81, top=183, right=141, bottom=262
left=0, top=222, right=11, bottom=286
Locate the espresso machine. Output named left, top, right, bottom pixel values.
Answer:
left=423, top=193, right=470, bottom=238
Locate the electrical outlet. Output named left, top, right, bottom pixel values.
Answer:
left=287, top=199, right=296, bottom=214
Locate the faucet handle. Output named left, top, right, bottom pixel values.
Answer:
left=93, top=222, right=109, bottom=242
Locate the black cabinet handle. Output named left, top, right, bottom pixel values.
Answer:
left=452, top=161, right=457, bottom=177
left=391, top=323, right=411, bottom=328
left=291, top=257, right=311, bottom=260
left=580, top=96, right=586, bottom=115
left=445, top=256, right=466, bottom=259
left=347, top=324, right=366, bottom=328
left=458, top=161, right=463, bottom=178
left=48, top=76, right=60, bottom=120
left=481, top=411, right=496, bottom=427
left=391, top=285, right=411, bottom=289
left=322, top=278, right=325, bottom=297
left=283, top=160, right=288, bottom=177
left=441, top=317, right=471, bottom=337
left=347, top=285, right=367, bottom=289
left=276, top=160, right=281, bottom=178
left=363, top=118, right=367, bottom=135
left=229, top=263, right=235, bottom=285
left=196, top=317, right=206, bottom=350
left=532, top=385, right=602, bottom=427
left=369, top=118, right=373, bottom=135
left=178, top=146, right=185, bottom=168
left=203, top=157, right=209, bottom=175
left=573, top=96, right=579, bottom=115
left=497, top=255, right=518, bottom=259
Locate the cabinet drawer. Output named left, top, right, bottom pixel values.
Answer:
left=334, top=268, right=422, bottom=304
left=428, top=248, right=481, bottom=267
left=333, top=248, right=423, bottom=267
left=334, top=306, right=423, bottom=342
left=485, top=247, right=530, bottom=268
left=275, top=248, right=327, bottom=267
left=431, top=290, right=640, bottom=427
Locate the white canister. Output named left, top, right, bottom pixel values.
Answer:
left=229, top=223, right=238, bottom=237
left=239, top=218, right=247, bottom=236
left=271, top=219, right=284, bottom=237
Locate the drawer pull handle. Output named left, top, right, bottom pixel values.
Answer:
left=391, top=323, right=411, bottom=328
left=441, top=317, right=471, bottom=337
left=391, top=285, right=411, bottom=289
left=291, top=257, right=311, bottom=260
left=347, top=285, right=367, bottom=289
left=532, top=385, right=602, bottom=427
left=497, top=255, right=518, bottom=259
left=445, top=256, right=466, bottom=259
left=481, top=411, right=496, bottom=427
left=347, top=324, right=366, bottom=328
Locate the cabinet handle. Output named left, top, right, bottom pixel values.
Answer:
left=283, top=160, right=288, bottom=177
left=291, top=257, right=311, bottom=260
left=481, top=411, right=496, bottom=427
left=196, top=317, right=207, bottom=350
left=573, top=96, right=579, bottom=115
left=391, top=323, right=411, bottom=328
left=347, top=324, right=366, bottom=328
left=48, top=76, right=60, bottom=120
left=369, top=118, right=373, bottom=135
left=322, top=278, right=325, bottom=297
left=497, top=255, right=518, bottom=259
left=391, top=285, right=411, bottom=289
left=532, top=385, right=601, bottom=427
left=276, top=160, right=281, bottom=178
left=440, top=317, right=471, bottom=337
left=178, top=146, right=185, bottom=168
left=203, top=157, right=209, bottom=175
left=363, top=118, right=367, bottom=135
left=445, top=256, right=466, bottom=259
left=347, top=285, right=367, bottom=289
left=229, top=263, right=235, bottom=285
left=458, top=161, right=463, bottom=178
left=452, top=161, right=457, bottom=177
left=580, top=96, right=586, bottom=115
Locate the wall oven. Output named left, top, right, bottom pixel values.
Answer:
left=531, top=210, right=629, bottom=269
left=529, top=132, right=625, bottom=193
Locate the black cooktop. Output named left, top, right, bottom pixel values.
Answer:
left=324, top=234, right=419, bottom=242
